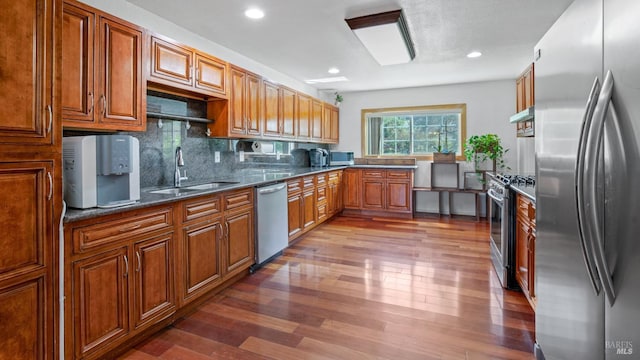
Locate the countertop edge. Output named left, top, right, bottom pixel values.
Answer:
left=510, top=185, right=536, bottom=202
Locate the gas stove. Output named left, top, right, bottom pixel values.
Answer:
left=494, top=174, right=536, bottom=186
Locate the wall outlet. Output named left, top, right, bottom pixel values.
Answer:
left=276, top=151, right=281, bottom=160
left=214, top=151, right=220, bottom=163
left=239, top=151, right=244, bottom=162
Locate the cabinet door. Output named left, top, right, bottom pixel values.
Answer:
left=297, top=93, right=312, bottom=140
left=0, top=162, right=52, bottom=278
left=524, top=65, right=535, bottom=109
left=528, top=230, right=536, bottom=300
left=132, top=233, right=175, bottom=330
left=311, top=100, right=323, bottom=141
left=73, top=247, right=129, bottom=358
left=229, top=67, right=246, bottom=136
left=62, top=2, right=96, bottom=125
left=302, top=190, right=316, bottom=230
left=322, top=103, right=331, bottom=142
left=224, top=208, right=254, bottom=275
left=387, top=181, right=411, bottom=212
left=342, top=169, right=361, bottom=209
left=182, top=219, right=223, bottom=303
left=362, top=179, right=385, bottom=210
left=287, top=194, right=303, bottom=240
left=194, top=53, right=226, bottom=96
left=246, top=73, right=262, bottom=136
left=280, top=86, right=296, bottom=138
left=0, top=0, right=55, bottom=146
left=515, top=217, right=530, bottom=294
left=98, top=16, right=144, bottom=129
left=149, top=36, right=194, bottom=87
left=330, top=107, right=339, bottom=143
left=0, top=276, right=46, bottom=359
left=263, top=81, right=280, bottom=137
left=515, top=77, right=525, bottom=112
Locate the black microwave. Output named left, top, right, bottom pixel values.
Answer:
left=329, top=151, right=354, bottom=166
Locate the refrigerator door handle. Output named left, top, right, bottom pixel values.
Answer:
left=575, top=77, right=602, bottom=295
left=584, top=69, right=616, bottom=305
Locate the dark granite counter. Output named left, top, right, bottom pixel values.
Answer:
left=510, top=183, right=535, bottom=202
left=65, top=166, right=351, bottom=223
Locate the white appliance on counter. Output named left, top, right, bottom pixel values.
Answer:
left=63, top=135, right=140, bottom=209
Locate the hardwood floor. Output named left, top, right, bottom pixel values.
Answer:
left=120, top=215, right=535, bottom=360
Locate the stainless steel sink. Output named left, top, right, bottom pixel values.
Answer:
left=148, top=187, right=198, bottom=195
left=185, top=181, right=239, bottom=190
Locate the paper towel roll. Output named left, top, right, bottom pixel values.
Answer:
left=251, top=141, right=262, bottom=153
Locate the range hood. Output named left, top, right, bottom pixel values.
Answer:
left=509, top=106, right=535, bottom=123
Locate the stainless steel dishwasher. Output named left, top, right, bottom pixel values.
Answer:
left=253, top=182, right=288, bottom=271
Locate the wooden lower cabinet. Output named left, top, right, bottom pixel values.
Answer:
left=181, top=218, right=223, bottom=304
left=515, top=194, right=536, bottom=309
left=287, top=193, right=303, bottom=239
left=224, top=207, right=254, bottom=276
left=302, top=190, right=316, bottom=230
left=343, top=168, right=414, bottom=217
left=72, top=247, right=130, bottom=358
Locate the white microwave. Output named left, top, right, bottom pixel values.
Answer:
left=329, top=151, right=354, bottom=166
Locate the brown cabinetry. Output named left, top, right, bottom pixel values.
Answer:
left=222, top=189, right=255, bottom=277
left=297, top=93, right=312, bottom=140
left=344, top=168, right=413, bottom=217
left=322, top=103, right=339, bottom=144
left=302, top=176, right=316, bottom=230
left=287, top=178, right=304, bottom=241
left=148, top=34, right=226, bottom=98
left=515, top=194, right=536, bottom=309
left=280, top=86, right=297, bottom=138
left=311, top=99, right=324, bottom=141
left=209, top=65, right=261, bottom=138
left=327, top=171, right=344, bottom=216
left=515, top=63, right=535, bottom=137
left=0, top=0, right=60, bottom=358
left=62, top=0, right=145, bottom=131
left=66, top=206, right=176, bottom=359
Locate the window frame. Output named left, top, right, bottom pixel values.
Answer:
left=361, top=103, right=467, bottom=161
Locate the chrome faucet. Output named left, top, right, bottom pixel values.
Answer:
left=174, top=146, right=188, bottom=187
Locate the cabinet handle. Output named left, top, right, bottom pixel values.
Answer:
left=100, top=95, right=106, bottom=116
left=46, top=105, right=53, bottom=135
left=225, top=222, right=230, bottom=239
left=47, top=172, right=53, bottom=201
left=123, top=255, right=129, bottom=277
left=189, top=66, right=193, bottom=80
left=136, top=251, right=141, bottom=272
left=88, top=92, right=94, bottom=114
left=196, top=67, right=200, bottom=80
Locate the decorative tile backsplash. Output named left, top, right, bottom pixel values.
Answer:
left=64, top=91, right=328, bottom=188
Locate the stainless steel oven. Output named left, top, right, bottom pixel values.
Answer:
left=487, top=174, right=516, bottom=289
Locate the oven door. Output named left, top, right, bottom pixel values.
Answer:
left=488, top=188, right=509, bottom=287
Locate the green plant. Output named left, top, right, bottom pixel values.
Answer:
left=464, top=134, right=509, bottom=170
left=334, top=92, right=343, bottom=104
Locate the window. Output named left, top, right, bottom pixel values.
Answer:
left=362, top=104, right=466, bottom=159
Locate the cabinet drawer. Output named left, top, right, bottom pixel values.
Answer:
left=328, top=171, right=340, bottom=184
left=362, top=170, right=385, bottom=178
left=287, top=178, right=302, bottom=194
left=386, top=170, right=411, bottom=179
left=316, top=186, right=327, bottom=202
left=182, top=195, right=221, bottom=222
left=303, top=176, right=315, bottom=189
left=224, top=188, right=253, bottom=211
left=73, top=207, right=173, bottom=253
left=316, top=174, right=327, bottom=185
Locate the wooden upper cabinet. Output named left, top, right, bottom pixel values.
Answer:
left=322, top=103, right=339, bottom=144
left=311, top=99, right=323, bottom=141
left=516, top=63, right=534, bottom=112
left=229, top=67, right=247, bottom=136
left=62, top=0, right=145, bottom=131
left=149, top=36, right=193, bottom=87
left=280, top=86, right=296, bottom=138
left=262, top=80, right=280, bottom=137
left=194, top=53, right=226, bottom=96
left=297, top=93, right=312, bottom=140
left=246, top=73, right=262, bottom=136
left=0, top=0, right=56, bottom=147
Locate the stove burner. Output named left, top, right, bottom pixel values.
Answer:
left=494, top=174, right=536, bottom=186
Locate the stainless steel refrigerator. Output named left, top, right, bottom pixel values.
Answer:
left=535, top=0, right=640, bottom=358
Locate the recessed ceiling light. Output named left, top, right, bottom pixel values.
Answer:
left=467, top=51, right=482, bottom=58
left=244, top=8, right=264, bottom=19
left=328, top=67, right=340, bottom=74
left=305, top=76, right=349, bottom=84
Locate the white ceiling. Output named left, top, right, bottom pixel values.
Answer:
left=126, top=0, right=573, bottom=93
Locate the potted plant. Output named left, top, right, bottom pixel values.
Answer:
left=432, top=122, right=456, bottom=163
left=334, top=92, right=343, bottom=106
left=463, top=133, right=509, bottom=170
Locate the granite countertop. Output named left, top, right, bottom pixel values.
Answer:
left=349, top=164, right=418, bottom=169
left=510, top=183, right=536, bottom=202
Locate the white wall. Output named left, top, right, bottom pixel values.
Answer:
left=78, top=0, right=319, bottom=97
left=334, top=80, right=517, bottom=216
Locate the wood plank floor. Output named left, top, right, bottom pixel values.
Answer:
left=121, top=215, right=535, bottom=360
